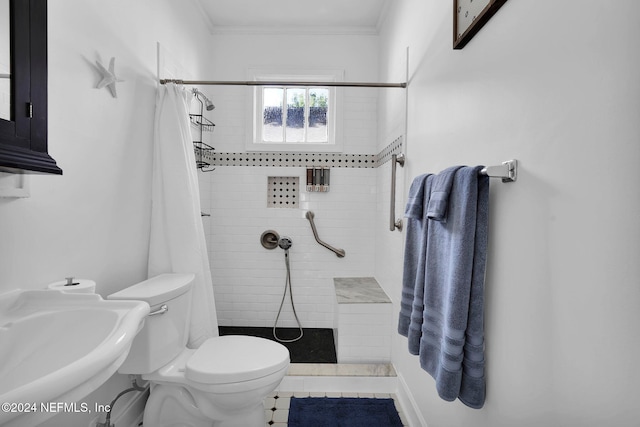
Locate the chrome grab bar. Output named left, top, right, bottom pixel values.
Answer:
left=390, top=153, right=405, bottom=231
left=305, top=211, right=346, bottom=258
left=148, top=304, right=168, bottom=316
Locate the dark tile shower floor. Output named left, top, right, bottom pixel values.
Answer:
left=218, top=327, right=337, bottom=363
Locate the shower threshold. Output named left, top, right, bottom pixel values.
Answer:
left=218, top=326, right=337, bottom=364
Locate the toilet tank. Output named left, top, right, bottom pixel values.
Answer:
left=108, top=273, right=194, bottom=374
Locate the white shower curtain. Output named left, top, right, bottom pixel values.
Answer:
left=149, top=83, right=218, bottom=348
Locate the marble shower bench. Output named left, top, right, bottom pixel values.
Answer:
left=333, top=277, right=392, bottom=363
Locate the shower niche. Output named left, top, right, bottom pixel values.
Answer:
left=267, top=176, right=299, bottom=208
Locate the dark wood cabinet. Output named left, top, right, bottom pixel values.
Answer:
left=0, top=0, right=61, bottom=175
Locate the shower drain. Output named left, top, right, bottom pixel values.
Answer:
left=268, top=176, right=299, bottom=208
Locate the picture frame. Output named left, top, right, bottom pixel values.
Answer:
left=453, top=0, right=508, bottom=49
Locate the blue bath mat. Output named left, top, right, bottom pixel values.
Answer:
left=287, top=397, right=403, bottom=427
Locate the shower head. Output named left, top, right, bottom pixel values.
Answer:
left=192, top=88, right=215, bottom=111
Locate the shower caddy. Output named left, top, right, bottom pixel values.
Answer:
left=190, top=88, right=215, bottom=172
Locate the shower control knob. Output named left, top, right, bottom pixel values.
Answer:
left=260, top=230, right=280, bottom=250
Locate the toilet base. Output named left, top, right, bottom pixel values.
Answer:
left=212, top=405, right=264, bottom=427
left=142, top=383, right=267, bottom=427
left=143, top=384, right=210, bottom=427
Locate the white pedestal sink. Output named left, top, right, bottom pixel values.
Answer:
left=0, top=289, right=150, bottom=427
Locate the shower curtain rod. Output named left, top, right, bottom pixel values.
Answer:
left=159, top=79, right=407, bottom=88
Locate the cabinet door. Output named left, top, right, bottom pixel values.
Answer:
left=0, top=0, right=61, bottom=175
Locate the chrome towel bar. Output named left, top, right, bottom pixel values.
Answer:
left=480, top=159, right=518, bottom=182
left=305, top=211, right=346, bottom=258
left=392, top=158, right=517, bottom=233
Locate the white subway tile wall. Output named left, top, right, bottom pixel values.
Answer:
left=198, top=87, right=379, bottom=155
left=197, top=85, right=385, bottom=329
left=336, top=303, right=393, bottom=363
left=200, top=166, right=378, bottom=328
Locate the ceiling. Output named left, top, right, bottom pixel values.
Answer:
left=195, top=0, right=389, bottom=34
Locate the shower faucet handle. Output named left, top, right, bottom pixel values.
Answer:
left=260, top=230, right=281, bottom=250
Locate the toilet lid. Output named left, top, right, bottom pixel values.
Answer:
left=186, top=335, right=290, bottom=384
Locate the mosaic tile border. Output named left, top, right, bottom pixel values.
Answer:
left=375, top=136, right=403, bottom=167
left=199, top=136, right=402, bottom=169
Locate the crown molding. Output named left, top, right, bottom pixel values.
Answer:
left=193, top=0, right=383, bottom=36
left=209, top=25, right=379, bottom=36
left=192, top=0, right=217, bottom=34
left=376, top=0, right=392, bottom=33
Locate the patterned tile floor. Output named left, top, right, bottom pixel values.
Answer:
left=263, top=391, right=410, bottom=426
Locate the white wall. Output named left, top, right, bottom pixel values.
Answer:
left=200, top=32, right=381, bottom=329
left=0, top=1, right=212, bottom=425
left=377, top=1, right=640, bottom=426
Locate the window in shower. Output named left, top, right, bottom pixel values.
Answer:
left=247, top=69, right=343, bottom=153
left=262, top=87, right=329, bottom=144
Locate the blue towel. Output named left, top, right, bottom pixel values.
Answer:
left=398, top=174, right=431, bottom=340
left=426, top=166, right=463, bottom=222
left=419, top=166, right=489, bottom=409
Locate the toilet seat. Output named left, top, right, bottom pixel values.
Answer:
left=186, top=335, right=290, bottom=385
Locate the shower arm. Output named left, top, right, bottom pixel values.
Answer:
left=305, top=211, right=346, bottom=258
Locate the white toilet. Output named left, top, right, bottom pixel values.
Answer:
left=108, top=273, right=290, bottom=427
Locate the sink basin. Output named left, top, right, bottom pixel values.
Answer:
left=0, top=289, right=150, bottom=427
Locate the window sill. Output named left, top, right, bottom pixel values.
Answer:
left=245, top=141, right=344, bottom=153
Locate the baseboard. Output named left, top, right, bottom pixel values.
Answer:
left=127, top=412, right=144, bottom=427
left=111, top=387, right=149, bottom=427
left=395, top=373, right=428, bottom=427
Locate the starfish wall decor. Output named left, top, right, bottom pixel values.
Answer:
left=95, top=57, right=124, bottom=98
